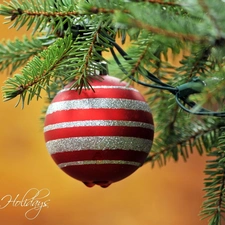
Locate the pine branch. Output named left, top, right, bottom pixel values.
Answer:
left=200, top=130, right=225, bottom=224
left=0, top=0, right=80, bottom=33
left=145, top=117, right=222, bottom=167
left=137, top=0, right=181, bottom=6
left=130, top=19, right=207, bottom=42
left=57, top=18, right=114, bottom=90
left=72, top=24, right=104, bottom=92
left=0, top=35, right=56, bottom=75
left=2, top=35, right=73, bottom=107
left=198, top=0, right=221, bottom=36
left=86, top=0, right=182, bottom=14
left=130, top=43, right=152, bottom=77
left=181, top=1, right=225, bottom=41
left=113, top=1, right=212, bottom=43
left=121, top=37, right=155, bottom=80
left=2, top=17, right=114, bottom=107
left=112, top=29, right=181, bottom=82
left=176, top=44, right=212, bottom=84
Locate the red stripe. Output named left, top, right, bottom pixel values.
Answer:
left=61, top=164, right=138, bottom=183
left=44, top=126, right=154, bottom=142
left=51, top=150, right=148, bottom=164
left=45, top=109, right=153, bottom=125
left=52, top=88, right=145, bottom=102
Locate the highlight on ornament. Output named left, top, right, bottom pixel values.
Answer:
left=44, top=73, right=154, bottom=188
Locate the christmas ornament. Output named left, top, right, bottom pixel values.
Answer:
left=44, top=74, right=154, bottom=188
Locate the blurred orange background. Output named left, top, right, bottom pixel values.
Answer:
left=0, top=1, right=209, bottom=224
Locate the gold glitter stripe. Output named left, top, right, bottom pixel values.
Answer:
left=58, top=160, right=141, bottom=168
left=44, top=120, right=154, bottom=132
left=59, top=86, right=139, bottom=93
left=46, top=98, right=151, bottom=115
left=46, top=136, right=152, bottom=154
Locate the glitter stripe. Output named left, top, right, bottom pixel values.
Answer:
left=58, top=160, right=141, bottom=168
left=46, top=136, right=152, bottom=154
left=44, top=120, right=154, bottom=132
left=46, top=98, right=151, bottom=115
left=59, top=86, right=139, bottom=93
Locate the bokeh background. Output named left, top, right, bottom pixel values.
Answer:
left=0, top=1, right=209, bottom=224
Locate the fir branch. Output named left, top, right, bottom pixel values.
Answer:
left=81, top=0, right=130, bottom=14
left=113, top=2, right=214, bottom=44
left=86, top=1, right=181, bottom=14
left=0, top=0, right=80, bottom=32
left=145, top=117, right=222, bottom=167
left=200, top=130, right=225, bottom=224
left=187, top=48, right=211, bottom=79
left=22, top=9, right=80, bottom=18
left=78, top=25, right=103, bottom=88
left=198, top=0, right=222, bottom=37
left=128, top=19, right=208, bottom=43
left=129, top=42, right=151, bottom=77
left=88, top=7, right=129, bottom=14
left=62, top=19, right=114, bottom=91
left=0, top=35, right=56, bottom=75
left=181, top=0, right=225, bottom=40
left=2, top=35, right=73, bottom=107
left=177, top=45, right=212, bottom=81
left=115, top=30, right=178, bottom=81
left=135, top=0, right=181, bottom=6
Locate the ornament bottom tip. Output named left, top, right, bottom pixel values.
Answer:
left=83, top=181, right=112, bottom=188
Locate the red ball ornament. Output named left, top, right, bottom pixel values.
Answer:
left=44, top=75, right=154, bottom=188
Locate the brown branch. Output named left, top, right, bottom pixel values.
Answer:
left=73, top=25, right=103, bottom=90
left=131, top=19, right=208, bottom=43
left=23, top=10, right=80, bottom=17
left=16, top=63, right=57, bottom=95
left=89, top=1, right=181, bottom=15
left=8, top=8, right=81, bottom=21
left=14, top=45, right=71, bottom=97
left=130, top=43, right=151, bottom=76
left=89, top=7, right=129, bottom=14
left=138, top=0, right=181, bottom=7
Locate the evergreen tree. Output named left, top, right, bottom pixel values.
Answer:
left=1, top=0, right=225, bottom=224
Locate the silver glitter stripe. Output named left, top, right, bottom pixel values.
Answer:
left=59, top=86, right=139, bottom=93
left=44, top=120, right=154, bottom=132
left=46, top=136, right=152, bottom=154
left=46, top=98, right=151, bottom=115
left=58, top=160, right=141, bottom=168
